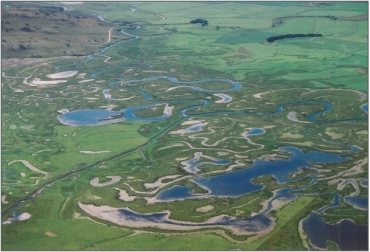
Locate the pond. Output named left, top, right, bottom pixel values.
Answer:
left=57, top=103, right=172, bottom=126
left=361, top=103, right=368, bottom=113
left=302, top=212, right=368, bottom=250
left=344, top=196, right=368, bottom=210
left=156, top=147, right=351, bottom=201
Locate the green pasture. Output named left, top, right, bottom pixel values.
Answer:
left=215, top=30, right=280, bottom=44
left=298, top=9, right=366, bottom=17
left=314, top=19, right=358, bottom=35
left=270, top=17, right=317, bottom=34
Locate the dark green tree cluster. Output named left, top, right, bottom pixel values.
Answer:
left=267, top=33, right=322, bottom=42
left=190, top=19, right=209, bottom=27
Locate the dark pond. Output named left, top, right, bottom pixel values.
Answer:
left=302, top=212, right=368, bottom=250
left=360, top=180, right=368, bottom=187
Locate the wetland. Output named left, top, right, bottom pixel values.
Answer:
left=1, top=1, right=368, bottom=251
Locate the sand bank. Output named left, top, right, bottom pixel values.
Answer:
left=287, top=112, right=312, bottom=124
left=79, top=150, right=111, bottom=154
left=47, top=71, right=78, bottom=79
left=8, top=160, right=50, bottom=177
left=90, top=176, right=121, bottom=187
left=144, top=175, right=181, bottom=189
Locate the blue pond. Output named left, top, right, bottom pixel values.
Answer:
left=344, top=196, right=368, bottom=210
left=156, top=147, right=351, bottom=201
left=57, top=103, right=171, bottom=126
left=361, top=104, right=368, bottom=113
left=360, top=180, right=368, bottom=187
left=245, top=128, right=265, bottom=136
left=57, top=109, right=124, bottom=126
left=302, top=212, right=368, bottom=250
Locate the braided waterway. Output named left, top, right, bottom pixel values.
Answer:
left=4, top=23, right=368, bottom=247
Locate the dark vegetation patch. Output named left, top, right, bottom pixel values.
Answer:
left=266, top=33, right=322, bottom=42
left=190, top=18, right=209, bottom=28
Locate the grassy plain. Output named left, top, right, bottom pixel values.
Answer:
left=1, top=1, right=368, bottom=251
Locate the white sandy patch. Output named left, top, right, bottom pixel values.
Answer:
left=217, top=152, right=229, bottom=157
left=77, top=73, right=87, bottom=78
left=163, top=104, right=174, bottom=116
left=181, top=120, right=204, bottom=126
left=78, top=202, right=257, bottom=235
left=2, top=195, right=8, bottom=204
left=196, top=205, right=214, bottom=213
left=20, top=172, right=26, bottom=177
left=319, top=157, right=368, bottom=181
left=79, top=79, right=95, bottom=83
left=57, top=109, right=69, bottom=114
left=234, top=154, right=249, bottom=159
left=287, top=112, right=312, bottom=123
left=115, top=188, right=137, bottom=201
left=102, top=56, right=111, bottom=63
left=84, top=97, right=99, bottom=100
left=156, top=143, right=183, bottom=151
left=90, top=176, right=121, bottom=187
left=169, top=122, right=208, bottom=135
left=156, top=13, right=166, bottom=21
left=124, top=174, right=193, bottom=197
left=8, top=160, right=50, bottom=177
left=214, top=93, right=232, bottom=103
left=2, top=212, right=31, bottom=225
left=282, top=141, right=313, bottom=146
left=29, top=78, right=68, bottom=85
left=165, top=86, right=194, bottom=92
left=47, top=71, right=78, bottom=79
left=144, top=175, right=181, bottom=189
left=14, top=89, right=24, bottom=92
left=100, top=105, right=116, bottom=110
left=45, top=231, right=57, bottom=237
left=79, top=150, right=111, bottom=154
left=253, top=92, right=268, bottom=99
